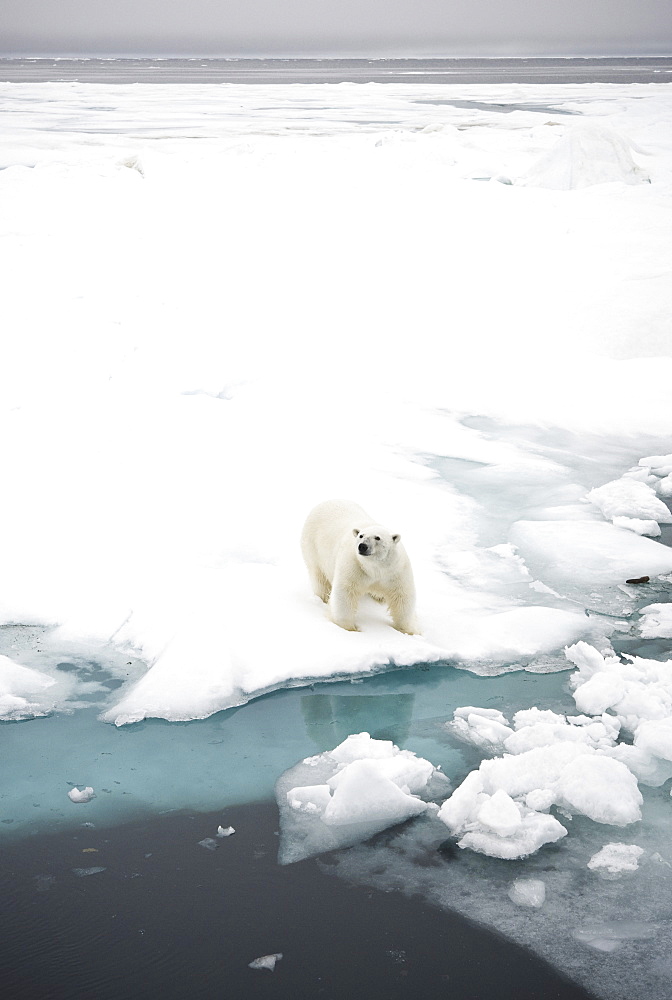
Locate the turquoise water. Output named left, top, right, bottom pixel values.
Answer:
left=1, top=660, right=577, bottom=840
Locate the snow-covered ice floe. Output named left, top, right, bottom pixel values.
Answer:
left=1, top=79, right=672, bottom=725
left=276, top=732, right=449, bottom=864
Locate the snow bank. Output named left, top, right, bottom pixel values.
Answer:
left=518, top=125, right=650, bottom=189
left=276, top=732, right=447, bottom=864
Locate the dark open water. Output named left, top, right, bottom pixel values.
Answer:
left=0, top=802, right=597, bottom=1000
left=1, top=56, right=671, bottom=85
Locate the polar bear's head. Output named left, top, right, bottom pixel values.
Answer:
left=352, top=524, right=400, bottom=561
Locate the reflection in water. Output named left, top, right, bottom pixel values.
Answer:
left=300, top=692, right=415, bottom=750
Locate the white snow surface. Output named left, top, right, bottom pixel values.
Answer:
left=1, top=80, right=672, bottom=724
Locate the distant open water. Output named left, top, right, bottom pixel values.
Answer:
left=1, top=56, right=672, bottom=85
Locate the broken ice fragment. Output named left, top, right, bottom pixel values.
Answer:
left=587, top=843, right=644, bottom=876
left=508, top=878, right=546, bottom=908
left=216, top=825, right=235, bottom=837
left=72, top=867, right=106, bottom=877
left=68, top=786, right=95, bottom=803
left=572, top=921, right=655, bottom=952
left=248, top=953, right=283, bottom=971
left=198, top=838, right=219, bottom=851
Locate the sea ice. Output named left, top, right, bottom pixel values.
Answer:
left=248, top=953, right=283, bottom=971
left=68, top=786, right=95, bottom=803
left=198, top=838, right=219, bottom=851
left=572, top=921, right=655, bottom=953
left=449, top=706, right=514, bottom=752
left=587, top=843, right=644, bottom=876
left=509, top=520, right=672, bottom=588
left=438, top=738, right=642, bottom=859
left=216, top=825, right=236, bottom=837
left=0, top=654, right=71, bottom=721
left=567, top=642, right=672, bottom=735
left=586, top=477, right=672, bottom=525
left=639, top=603, right=672, bottom=639
left=276, top=733, right=441, bottom=864
left=508, top=878, right=546, bottom=908
left=611, top=516, right=660, bottom=537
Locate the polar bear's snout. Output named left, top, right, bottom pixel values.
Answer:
left=358, top=540, right=371, bottom=556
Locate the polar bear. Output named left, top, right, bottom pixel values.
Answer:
left=301, top=499, right=418, bottom=634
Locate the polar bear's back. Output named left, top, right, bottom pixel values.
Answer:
left=301, top=499, right=372, bottom=579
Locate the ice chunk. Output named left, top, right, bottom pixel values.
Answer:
left=504, top=723, right=587, bottom=754
left=525, top=788, right=555, bottom=811
left=605, top=741, right=672, bottom=787
left=586, top=477, right=672, bottom=524
left=248, top=953, right=282, bottom=971
left=477, top=789, right=522, bottom=837
left=587, top=843, right=644, bottom=875
left=518, top=125, right=650, bottom=189
left=656, top=474, right=672, bottom=498
left=0, top=654, right=72, bottom=722
left=509, top=520, right=672, bottom=587
left=450, top=706, right=513, bottom=751
left=508, top=878, right=546, bottom=908
left=612, top=516, right=661, bottom=537
left=276, top=733, right=439, bottom=864
left=513, top=708, right=567, bottom=728
left=634, top=718, right=672, bottom=761
left=554, top=755, right=642, bottom=826
left=457, top=810, right=567, bottom=860
left=287, top=784, right=333, bottom=816
left=68, top=786, right=95, bottom=803
left=329, top=732, right=398, bottom=764
left=72, top=867, right=106, bottom=876
left=439, top=737, right=641, bottom=861
left=323, top=758, right=428, bottom=827
left=639, top=454, right=672, bottom=477
left=567, top=642, right=672, bottom=734
left=572, top=921, right=655, bottom=952
left=198, top=838, right=219, bottom=850
left=216, top=825, right=236, bottom=837
left=571, top=670, right=627, bottom=716
left=639, top=603, right=672, bottom=639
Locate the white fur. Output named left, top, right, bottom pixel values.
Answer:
left=301, top=499, right=418, bottom=634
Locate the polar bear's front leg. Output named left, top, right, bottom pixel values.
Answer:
left=329, top=577, right=360, bottom=631
left=387, top=590, right=419, bottom=635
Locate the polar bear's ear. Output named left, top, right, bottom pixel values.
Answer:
left=352, top=528, right=360, bottom=538
left=392, top=533, right=401, bottom=544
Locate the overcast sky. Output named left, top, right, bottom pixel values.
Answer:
left=2, top=0, right=671, bottom=58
